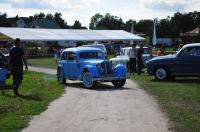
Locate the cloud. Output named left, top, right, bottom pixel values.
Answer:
left=1, top=0, right=200, bottom=27
left=140, top=0, right=200, bottom=12
left=8, top=0, right=103, bottom=11
left=0, top=0, right=10, bottom=3
left=10, top=0, right=51, bottom=9
left=145, top=1, right=186, bottom=12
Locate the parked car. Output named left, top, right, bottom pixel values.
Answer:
left=81, top=44, right=107, bottom=55
left=57, top=47, right=127, bottom=88
left=0, top=52, right=11, bottom=79
left=146, top=43, right=200, bottom=80
left=110, top=46, right=155, bottom=70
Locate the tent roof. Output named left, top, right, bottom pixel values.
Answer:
left=180, top=27, right=200, bottom=37
left=0, top=27, right=144, bottom=42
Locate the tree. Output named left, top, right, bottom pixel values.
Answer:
left=54, top=12, right=69, bottom=29
left=72, top=20, right=82, bottom=29
left=89, top=13, right=125, bottom=30
left=124, top=19, right=136, bottom=32
left=46, top=13, right=54, bottom=20
left=89, top=13, right=103, bottom=29
left=0, top=12, right=10, bottom=27
left=134, top=19, right=153, bottom=36
left=34, top=12, right=45, bottom=19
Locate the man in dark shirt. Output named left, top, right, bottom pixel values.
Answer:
left=136, top=44, right=144, bottom=75
left=9, top=38, right=28, bottom=95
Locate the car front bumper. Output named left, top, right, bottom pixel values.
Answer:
left=93, top=74, right=127, bottom=81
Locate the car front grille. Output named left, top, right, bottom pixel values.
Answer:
left=101, top=61, right=112, bottom=74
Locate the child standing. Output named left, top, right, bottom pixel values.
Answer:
left=0, top=67, right=8, bottom=94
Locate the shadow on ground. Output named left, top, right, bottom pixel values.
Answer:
left=64, top=81, right=132, bottom=91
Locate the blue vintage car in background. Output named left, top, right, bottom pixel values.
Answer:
left=57, top=47, right=127, bottom=88
left=147, top=43, right=200, bottom=80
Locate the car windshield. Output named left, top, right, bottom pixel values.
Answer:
left=79, top=52, right=104, bottom=59
left=83, top=45, right=106, bottom=53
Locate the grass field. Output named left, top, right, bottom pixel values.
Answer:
left=0, top=72, right=64, bottom=132
left=131, top=75, right=200, bottom=132
left=28, top=57, right=57, bottom=69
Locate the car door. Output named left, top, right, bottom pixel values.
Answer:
left=190, top=47, right=200, bottom=74
left=66, top=52, right=79, bottom=79
left=173, top=47, right=200, bottom=75
left=60, top=51, right=69, bottom=78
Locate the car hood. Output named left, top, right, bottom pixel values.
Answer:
left=110, top=57, right=129, bottom=61
left=150, top=55, right=175, bottom=61
left=80, top=59, right=106, bottom=65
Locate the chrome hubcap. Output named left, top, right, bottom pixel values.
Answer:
left=83, top=72, right=93, bottom=88
left=156, top=68, right=166, bottom=80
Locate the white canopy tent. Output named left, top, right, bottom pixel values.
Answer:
left=0, top=27, right=144, bottom=42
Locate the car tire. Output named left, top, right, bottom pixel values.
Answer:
left=112, top=79, right=126, bottom=88
left=57, top=68, right=66, bottom=84
left=82, top=71, right=94, bottom=88
left=155, top=67, right=169, bottom=81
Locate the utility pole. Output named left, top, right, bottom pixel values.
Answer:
left=152, top=18, right=157, bottom=46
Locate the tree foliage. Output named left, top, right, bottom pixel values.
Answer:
left=89, top=11, right=200, bottom=38
left=0, top=12, right=85, bottom=29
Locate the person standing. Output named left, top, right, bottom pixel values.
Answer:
left=9, top=38, right=28, bottom=95
left=157, top=46, right=165, bottom=56
left=136, top=44, right=144, bottom=75
left=128, top=44, right=136, bottom=75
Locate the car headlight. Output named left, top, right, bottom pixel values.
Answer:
left=96, top=63, right=101, bottom=68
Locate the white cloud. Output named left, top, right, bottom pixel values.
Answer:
left=0, top=0, right=200, bottom=27
left=139, top=0, right=200, bottom=12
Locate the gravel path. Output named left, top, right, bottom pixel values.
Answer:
left=23, top=66, right=170, bottom=132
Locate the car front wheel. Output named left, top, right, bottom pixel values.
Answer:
left=112, top=79, right=126, bottom=88
left=155, top=67, right=169, bottom=81
left=83, top=72, right=94, bottom=88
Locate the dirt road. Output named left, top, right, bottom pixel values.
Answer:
left=23, top=67, right=170, bottom=132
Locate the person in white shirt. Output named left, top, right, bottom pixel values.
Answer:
left=128, top=44, right=136, bottom=75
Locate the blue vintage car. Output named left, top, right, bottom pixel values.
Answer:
left=146, top=43, right=200, bottom=80
left=57, top=47, right=127, bottom=88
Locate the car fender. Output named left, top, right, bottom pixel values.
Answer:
left=114, top=64, right=127, bottom=77
left=57, top=65, right=65, bottom=77
left=82, top=65, right=100, bottom=77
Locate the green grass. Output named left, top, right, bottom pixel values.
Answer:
left=107, top=54, right=114, bottom=59
left=0, top=72, right=64, bottom=132
left=131, top=75, right=200, bottom=132
left=28, top=57, right=57, bottom=69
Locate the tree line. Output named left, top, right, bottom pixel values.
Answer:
left=0, top=12, right=86, bottom=29
left=90, top=12, right=200, bottom=38
left=0, top=11, right=200, bottom=38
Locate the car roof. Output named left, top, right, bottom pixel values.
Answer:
left=183, top=43, right=200, bottom=48
left=63, top=47, right=104, bottom=53
left=121, top=46, right=148, bottom=50
left=82, top=44, right=105, bottom=47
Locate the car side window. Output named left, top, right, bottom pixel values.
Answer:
left=179, top=47, right=200, bottom=57
left=67, top=52, right=76, bottom=61
left=193, top=47, right=200, bottom=57
left=61, top=52, right=67, bottom=60
left=179, top=48, right=188, bottom=57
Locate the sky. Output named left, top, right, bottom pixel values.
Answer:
left=0, top=0, right=200, bottom=27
